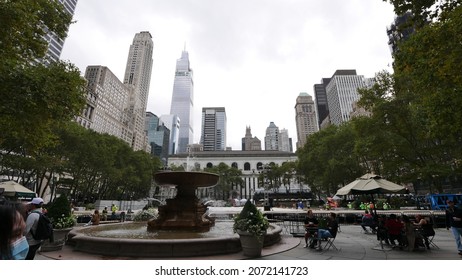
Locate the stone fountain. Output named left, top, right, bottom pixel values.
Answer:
left=147, top=171, right=219, bottom=232
left=67, top=171, right=282, bottom=258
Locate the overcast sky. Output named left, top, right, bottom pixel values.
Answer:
left=60, top=0, right=396, bottom=151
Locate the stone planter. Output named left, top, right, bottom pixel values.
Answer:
left=237, top=230, right=264, bottom=258
left=40, top=228, right=73, bottom=252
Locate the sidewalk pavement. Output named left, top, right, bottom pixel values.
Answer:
left=35, top=225, right=462, bottom=260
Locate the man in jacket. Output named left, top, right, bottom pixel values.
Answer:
left=445, top=200, right=462, bottom=256
left=24, top=197, right=44, bottom=260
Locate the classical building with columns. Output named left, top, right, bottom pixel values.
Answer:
left=167, top=150, right=300, bottom=200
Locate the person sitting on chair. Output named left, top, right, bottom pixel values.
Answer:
left=315, top=212, right=339, bottom=251
left=303, top=209, right=319, bottom=248
left=385, top=214, right=404, bottom=248
left=361, top=210, right=376, bottom=233
left=414, top=214, right=433, bottom=249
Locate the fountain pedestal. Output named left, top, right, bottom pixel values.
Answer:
left=147, top=171, right=219, bottom=232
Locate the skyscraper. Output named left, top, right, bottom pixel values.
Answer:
left=146, top=112, right=170, bottom=164
left=41, top=0, right=79, bottom=65
left=123, top=31, right=154, bottom=151
left=79, top=66, right=132, bottom=146
left=160, top=114, right=180, bottom=155
left=313, top=78, right=330, bottom=127
left=279, top=128, right=291, bottom=152
left=170, top=50, right=194, bottom=154
left=264, top=122, right=280, bottom=151
left=325, top=70, right=367, bottom=126
left=200, top=107, right=227, bottom=151
left=295, top=92, right=318, bottom=149
left=77, top=32, right=153, bottom=152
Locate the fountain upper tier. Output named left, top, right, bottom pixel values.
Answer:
left=147, top=171, right=219, bottom=232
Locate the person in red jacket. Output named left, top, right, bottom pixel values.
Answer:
left=385, top=214, right=403, bottom=248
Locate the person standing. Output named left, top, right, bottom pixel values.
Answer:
left=102, top=206, right=108, bottom=221
left=24, top=197, right=45, bottom=260
left=111, top=204, right=118, bottom=220
left=445, top=200, right=462, bottom=256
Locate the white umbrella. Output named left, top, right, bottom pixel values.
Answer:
left=335, top=173, right=405, bottom=196
left=0, top=181, right=36, bottom=200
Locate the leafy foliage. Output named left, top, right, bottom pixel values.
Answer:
left=47, top=195, right=74, bottom=229
left=233, top=200, right=269, bottom=236
left=204, top=163, right=243, bottom=199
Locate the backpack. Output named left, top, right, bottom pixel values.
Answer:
left=31, top=212, right=54, bottom=242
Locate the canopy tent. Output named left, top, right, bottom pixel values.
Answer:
left=0, top=181, right=36, bottom=201
left=335, top=173, right=405, bottom=196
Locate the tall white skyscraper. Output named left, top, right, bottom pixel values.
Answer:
left=200, top=107, right=227, bottom=151
left=41, top=0, right=79, bottom=65
left=123, top=31, right=154, bottom=151
left=169, top=50, right=194, bottom=154
left=326, top=70, right=367, bottom=126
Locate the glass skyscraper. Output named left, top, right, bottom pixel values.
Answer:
left=169, top=50, right=194, bottom=154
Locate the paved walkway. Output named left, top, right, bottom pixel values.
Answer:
left=36, top=224, right=462, bottom=260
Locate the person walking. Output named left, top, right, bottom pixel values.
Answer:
left=445, top=200, right=462, bottom=256
left=24, top=197, right=45, bottom=260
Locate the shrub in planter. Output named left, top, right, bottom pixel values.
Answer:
left=233, top=200, right=269, bottom=236
left=47, top=195, right=75, bottom=229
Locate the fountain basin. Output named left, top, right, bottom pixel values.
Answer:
left=68, top=222, right=282, bottom=258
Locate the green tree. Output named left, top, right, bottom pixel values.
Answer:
left=0, top=1, right=86, bottom=179
left=205, top=162, right=243, bottom=200
left=297, top=123, right=364, bottom=198
left=0, top=0, right=72, bottom=64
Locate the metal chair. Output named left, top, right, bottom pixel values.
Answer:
left=322, top=235, right=339, bottom=251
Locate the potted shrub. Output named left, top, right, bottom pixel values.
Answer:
left=233, top=200, right=269, bottom=257
left=41, top=195, right=76, bottom=252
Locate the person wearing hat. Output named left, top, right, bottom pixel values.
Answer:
left=24, top=197, right=44, bottom=260
left=445, top=200, right=462, bottom=256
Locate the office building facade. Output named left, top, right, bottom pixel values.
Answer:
left=295, top=92, right=319, bottom=149
left=325, top=70, right=367, bottom=126
left=77, top=32, right=153, bottom=152
left=123, top=31, right=154, bottom=151
left=200, top=107, right=227, bottom=151
left=41, top=0, right=79, bottom=65
left=160, top=114, right=180, bottom=155
left=264, top=122, right=279, bottom=151
left=242, top=126, right=262, bottom=151
left=170, top=50, right=194, bottom=154
left=146, top=112, right=170, bottom=164
left=313, top=78, right=330, bottom=127
left=79, top=66, right=132, bottom=146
